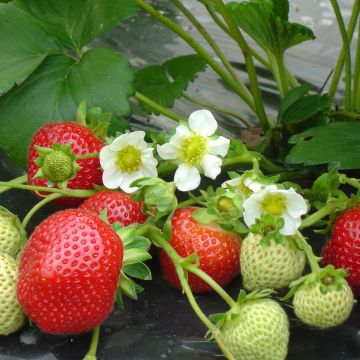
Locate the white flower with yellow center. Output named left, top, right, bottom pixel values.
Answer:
left=243, top=185, right=308, bottom=235
left=157, top=110, right=230, bottom=191
left=100, top=131, right=158, bottom=193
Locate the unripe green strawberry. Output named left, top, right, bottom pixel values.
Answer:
left=0, top=207, right=24, bottom=258
left=221, top=298, right=289, bottom=360
left=0, top=252, right=26, bottom=335
left=293, top=278, right=354, bottom=328
left=240, top=233, right=305, bottom=290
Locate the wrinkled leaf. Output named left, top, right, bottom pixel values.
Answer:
left=287, top=122, right=360, bottom=169
left=227, top=0, right=315, bottom=56
left=0, top=4, right=61, bottom=95
left=279, top=89, right=330, bottom=125
left=13, top=0, right=138, bottom=49
left=135, top=55, right=207, bottom=113
left=0, top=48, right=134, bottom=168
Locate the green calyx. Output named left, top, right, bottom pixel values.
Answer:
left=249, top=213, right=286, bottom=245
left=192, top=186, right=247, bottom=234
left=34, top=143, right=81, bottom=188
left=111, top=222, right=152, bottom=307
left=131, top=178, right=177, bottom=220
left=284, top=265, right=348, bottom=300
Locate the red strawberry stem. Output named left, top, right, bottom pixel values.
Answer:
left=148, top=227, right=236, bottom=360
left=83, top=325, right=100, bottom=360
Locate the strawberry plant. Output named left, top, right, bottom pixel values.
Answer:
left=1, top=0, right=360, bottom=359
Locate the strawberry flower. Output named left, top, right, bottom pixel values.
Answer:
left=157, top=110, right=230, bottom=191
left=100, top=131, right=158, bottom=193
left=243, top=185, right=307, bottom=236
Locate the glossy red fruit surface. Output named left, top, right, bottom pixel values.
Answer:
left=17, top=209, right=123, bottom=334
left=27, top=123, right=104, bottom=206
left=80, top=190, right=147, bottom=226
left=160, top=207, right=241, bottom=293
left=322, top=207, right=360, bottom=296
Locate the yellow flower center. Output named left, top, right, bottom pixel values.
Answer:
left=180, top=134, right=207, bottom=165
left=115, top=145, right=141, bottom=173
left=239, top=180, right=252, bottom=198
left=261, top=193, right=286, bottom=216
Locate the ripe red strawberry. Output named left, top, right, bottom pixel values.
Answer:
left=159, top=207, right=241, bottom=293
left=17, top=209, right=123, bottom=334
left=27, top=123, right=104, bottom=206
left=80, top=190, right=147, bottom=226
left=322, top=206, right=360, bottom=295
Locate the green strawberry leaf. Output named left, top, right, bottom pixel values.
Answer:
left=0, top=48, right=134, bottom=168
left=227, top=0, right=315, bottom=57
left=278, top=85, right=330, bottom=125
left=13, top=0, right=138, bottom=50
left=135, top=54, right=207, bottom=113
left=287, top=122, right=360, bottom=169
left=0, top=3, right=61, bottom=96
left=122, top=262, right=152, bottom=281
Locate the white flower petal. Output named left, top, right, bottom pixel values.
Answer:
left=188, top=110, right=217, bottom=136
left=283, top=190, right=308, bottom=218
left=280, top=214, right=301, bottom=236
left=222, top=178, right=240, bottom=189
left=102, top=168, right=123, bottom=189
left=207, top=136, right=230, bottom=157
left=157, top=142, right=179, bottom=160
left=175, top=124, right=191, bottom=138
left=201, top=154, right=222, bottom=180
left=174, top=164, right=201, bottom=192
left=243, top=197, right=262, bottom=227
left=128, top=131, right=147, bottom=150
left=243, top=178, right=264, bottom=193
left=99, top=146, right=116, bottom=170
left=119, top=171, right=143, bottom=193
left=109, top=133, right=131, bottom=151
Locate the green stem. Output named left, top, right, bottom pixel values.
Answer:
left=177, top=195, right=205, bottom=208
left=328, top=0, right=360, bottom=100
left=75, top=152, right=99, bottom=160
left=182, top=93, right=252, bottom=127
left=183, top=263, right=235, bottom=307
left=331, top=110, right=360, bottom=120
left=135, top=0, right=255, bottom=112
left=22, top=193, right=63, bottom=229
left=0, top=175, right=27, bottom=194
left=340, top=174, right=360, bottom=189
left=296, top=231, right=321, bottom=273
left=353, top=19, right=360, bottom=111
left=149, top=228, right=235, bottom=360
left=83, top=326, right=100, bottom=360
left=134, top=92, right=184, bottom=122
left=0, top=182, right=97, bottom=198
left=201, top=0, right=299, bottom=89
left=172, top=0, right=247, bottom=89
left=276, top=55, right=289, bottom=96
left=330, top=0, right=352, bottom=110
left=214, top=0, right=271, bottom=131
left=300, top=201, right=338, bottom=229
left=267, top=52, right=288, bottom=97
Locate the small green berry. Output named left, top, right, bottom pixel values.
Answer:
left=42, top=150, right=74, bottom=182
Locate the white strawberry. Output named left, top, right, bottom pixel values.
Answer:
left=292, top=266, right=354, bottom=328
left=0, top=252, right=26, bottom=335
left=0, top=207, right=24, bottom=258
left=219, top=291, right=289, bottom=360
left=240, top=233, right=305, bottom=290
